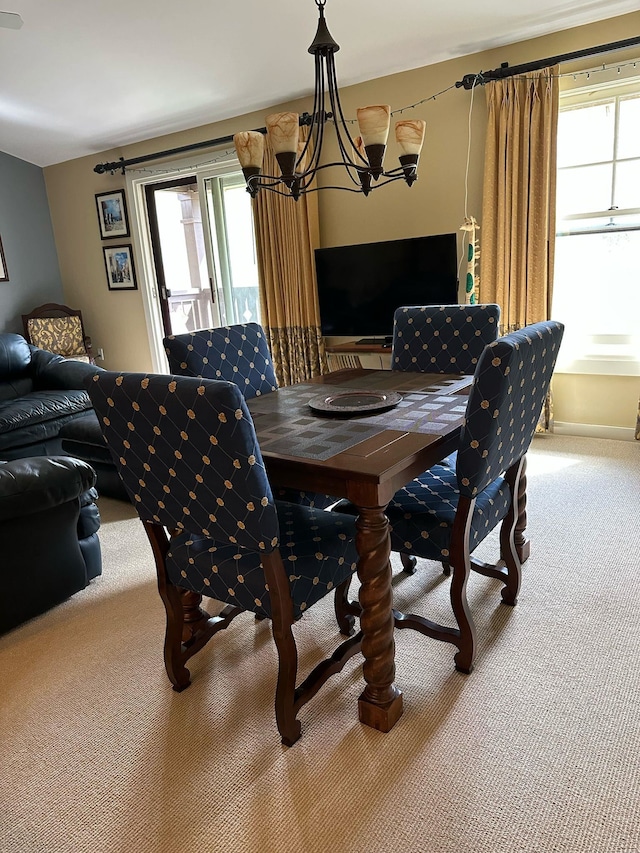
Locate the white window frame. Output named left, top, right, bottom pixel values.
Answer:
left=553, top=65, right=640, bottom=377
left=125, top=150, right=244, bottom=372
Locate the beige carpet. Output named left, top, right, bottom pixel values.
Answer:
left=1, top=434, right=639, bottom=853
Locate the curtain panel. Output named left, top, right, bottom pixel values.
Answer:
left=480, top=66, right=559, bottom=430
left=480, top=66, right=559, bottom=329
left=252, top=132, right=327, bottom=387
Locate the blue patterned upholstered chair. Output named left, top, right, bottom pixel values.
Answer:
left=391, top=304, right=501, bottom=375
left=391, top=303, right=501, bottom=575
left=164, top=323, right=335, bottom=510
left=385, top=321, right=564, bottom=674
left=88, top=371, right=362, bottom=746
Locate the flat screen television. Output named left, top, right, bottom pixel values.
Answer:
left=315, top=233, right=459, bottom=339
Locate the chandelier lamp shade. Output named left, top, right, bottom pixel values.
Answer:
left=233, top=0, right=426, bottom=199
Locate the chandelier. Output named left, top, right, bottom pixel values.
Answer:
left=233, top=0, right=425, bottom=199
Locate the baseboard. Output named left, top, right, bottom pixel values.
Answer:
left=554, top=421, right=637, bottom=442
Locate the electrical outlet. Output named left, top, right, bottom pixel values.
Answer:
left=97, top=348, right=105, bottom=360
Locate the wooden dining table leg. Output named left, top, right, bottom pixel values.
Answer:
left=355, top=505, right=403, bottom=732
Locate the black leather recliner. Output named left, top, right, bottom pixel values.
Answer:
left=0, top=332, right=99, bottom=461
left=0, top=456, right=102, bottom=633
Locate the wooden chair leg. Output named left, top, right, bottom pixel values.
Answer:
left=143, top=521, right=243, bottom=693
left=449, top=496, right=477, bottom=674
left=400, top=552, right=417, bottom=574
left=162, top=582, right=192, bottom=691
left=334, top=576, right=357, bottom=636
left=270, top=618, right=302, bottom=747
left=262, top=552, right=302, bottom=746
left=499, top=458, right=525, bottom=606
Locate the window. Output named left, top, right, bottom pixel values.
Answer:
left=129, top=156, right=260, bottom=369
left=552, top=74, right=640, bottom=375
left=204, top=173, right=260, bottom=327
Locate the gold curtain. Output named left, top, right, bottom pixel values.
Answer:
left=252, top=131, right=327, bottom=387
left=480, top=66, right=559, bottom=329
left=480, top=66, right=559, bottom=430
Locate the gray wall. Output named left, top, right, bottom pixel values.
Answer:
left=0, top=151, right=63, bottom=334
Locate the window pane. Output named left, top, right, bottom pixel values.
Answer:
left=552, top=230, right=640, bottom=366
left=556, top=163, right=613, bottom=217
left=557, top=102, right=615, bottom=167
left=221, top=182, right=260, bottom=325
left=617, top=95, right=640, bottom=159
left=614, top=159, right=640, bottom=209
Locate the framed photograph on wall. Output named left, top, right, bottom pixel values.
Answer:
left=95, top=189, right=130, bottom=239
left=103, top=244, right=137, bottom=291
left=0, top=235, right=8, bottom=281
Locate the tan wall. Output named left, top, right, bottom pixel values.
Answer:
left=44, top=10, right=640, bottom=428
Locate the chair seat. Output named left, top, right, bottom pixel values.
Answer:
left=386, top=464, right=511, bottom=562
left=167, top=502, right=358, bottom=620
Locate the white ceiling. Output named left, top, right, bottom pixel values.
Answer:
left=0, top=0, right=637, bottom=168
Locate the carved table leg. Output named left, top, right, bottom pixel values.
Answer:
left=355, top=506, right=403, bottom=732
left=514, top=455, right=530, bottom=563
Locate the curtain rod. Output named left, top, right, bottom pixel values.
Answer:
left=455, top=34, right=640, bottom=89
left=94, top=34, right=640, bottom=174
left=93, top=112, right=316, bottom=175
left=93, top=131, right=243, bottom=174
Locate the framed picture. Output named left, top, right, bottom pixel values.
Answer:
left=0, top=235, right=7, bottom=281
left=95, top=189, right=130, bottom=239
left=103, top=244, right=137, bottom=291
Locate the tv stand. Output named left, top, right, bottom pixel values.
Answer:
left=324, top=337, right=393, bottom=371
left=356, top=337, right=393, bottom=347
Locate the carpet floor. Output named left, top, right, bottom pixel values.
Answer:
left=1, top=434, right=638, bottom=853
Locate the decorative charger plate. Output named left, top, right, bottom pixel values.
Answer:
left=308, top=389, right=402, bottom=415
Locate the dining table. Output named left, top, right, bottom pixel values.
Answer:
left=246, top=367, right=529, bottom=732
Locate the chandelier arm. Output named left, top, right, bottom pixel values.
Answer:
left=326, top=53, right=364, bottom=168
left=296, top=55, right=328, bottom=190
left=366, top=174, right=410, bottom=190
left=297, top=52, right=324, bottom=172
left=308, top=54, right=328, bottom=175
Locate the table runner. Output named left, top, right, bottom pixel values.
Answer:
left=248, top=374, right=471, bottom=462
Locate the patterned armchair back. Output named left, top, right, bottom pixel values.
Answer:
left=391, top=304, right=501, bottom=374
left=88, top=372, right=280, bottom=552
left=27, top=316, right=86, bottom=359
left=456, top=321, right=564, bottom=498
left=164, top=323, right=278, bottom=399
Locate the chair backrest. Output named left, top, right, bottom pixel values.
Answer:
left=22, top=303, right=89, bottom=359
left=456, top=320, right=565, bottom=498
left=391, top=304, right=501, bottom=374
left=87, top=371, right=280, bottom=552
left=164, top=323, right=278, bottom=399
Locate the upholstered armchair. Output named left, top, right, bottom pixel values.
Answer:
left=164, top=323, right=336, bottom=510
left=87, top=371, right=362, bottom=745
left=385, top=321, right=564, bottom=673
left=390, top=303, right=501, bottom=575
left=22, top=303, right=94, bottom=363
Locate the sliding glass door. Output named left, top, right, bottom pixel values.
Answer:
left=143, top=166, right=260, bottom=340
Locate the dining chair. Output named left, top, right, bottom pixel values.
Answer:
left=87, top=371, right=362, bottom=746
left=391, top=303, right=501, bottom=574
left=385, top=320, right=564, bottom=673
left=164, top=323, right=336, bottom=509
left=22, top=302, right=95, bottom=363
left=391, top=303, right=501, bottom=375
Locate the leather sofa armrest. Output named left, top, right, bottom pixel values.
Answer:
left=29, top=345, right=103, bottom=390
left=0, top=457, right=97, bottom=522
